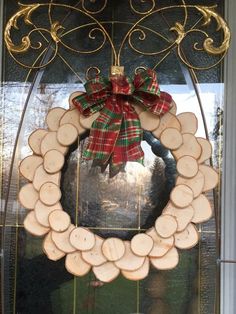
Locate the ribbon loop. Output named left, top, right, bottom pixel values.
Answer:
left=72, top=69, right=173, bottom=176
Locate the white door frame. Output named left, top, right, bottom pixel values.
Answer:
left=221, top=0, right=236, bottom=313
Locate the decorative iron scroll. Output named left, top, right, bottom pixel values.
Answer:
left=4, top=1, right=231, bottom=73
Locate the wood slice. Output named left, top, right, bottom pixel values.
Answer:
left=19, top=155, right=43, bottom=181
left=40, top=132, right=68, bottom=156
left=131, top=233, right=153, bottom=257
left=122, top=257, right=149, bottom=281
left=138, top=111, right=160, bottom=131
left=43, top=149, right=65, bottom=174
left=102, top=237, right=126, bottom=261
left=43, top=232, right=65, bottom=261
left=69, top=91, right=83, bottom=109
left=57, top=123, right=78, bottom=146
left=150, top=247, right=179, bottom=270
left=176, top=155, right=199, bottom=179
left=199, top=165, right=218, bottom=191
left=51, top=224, right=76, bottom=253
left=33, top=164, right=61, bottom=191
left=80, top=112, right=100, bottom=129
left=39, top=182, right=61, bottom=206
left=60, top=109, right=86, bottom=135
left=65, top=251, right=91, bottom=276
left=48, top=210, right=71, bottom=232
left=82, top=235, right=107, bottom=266
left=155, top=215, right=178, bottom=238
left=177, top=112, right=198, bottom=135
left=69, top=227, right=95, bottom=251
left=176, top=170, right=205, bottom=199
left=18, top=183, right=38, bottom=209
left=28, top=129, right=48, bottom=155
left=35, top=200, right=62, bottom=227
left=191, top=194, right=213, bottom=223
left=133, top=104, right=145, bottom=115
left=170, top=184, right=194, bottom=208
left=24, top=211, right=50, bottom=236
left=163, top=202, right=194, bottom=232
left=197, top=137, right=212, bottom=164
left=174, top=223, right=199, bottom=249
left=152, top=112, right=181, bottom=139
left=160, top=127, right=183, bottom=150
left=46, top=107, right=66, bottom=131
left=169, top=100, right=177, bottom=115
left=146, top=228, right=174, bottom=258
left=172, top=133, right=202, bottom=160
left=114, top=241, right=145, bottom=271
left=93, top=262, right=120, bottom=283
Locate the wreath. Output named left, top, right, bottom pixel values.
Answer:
left=18, top=68, right=218, bottom=282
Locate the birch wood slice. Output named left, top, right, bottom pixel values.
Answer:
left=19, top=155, right=43, bottom=181
left=114, top=241, right=145, bottom=271
left=35, top=200, right=62, bottom=227
left=170, top=184, right=194, bottom=208
left=122, top=257, right=149, bottom=281
left=57, top=123, right=78, bottom=146
left=80, top=112, right=100, bottom=129
left=172, top=133, right=202, bottom=160
left=160, top=128, right=183, bottom=150
left=18, top=183, right=38, bottom=210
left=69, top=91, right=83, bottom=109
left=197, top=137, right=212, bottom=164
left=152, top=112, right=181, bottom=139
left=48, top=210, right=71, bottom=232
left=191, top=194, right=213, bottom=223
left=163, top=202, right=194, bottom=232
left=131, top=233, right=153, bottom=257
left=139, top=111, right=160, bottom=131
left=43, top=149, right=65, bottom=174
left=176, top=155, right=199, bottom=179
left=65, top=251, right=91, bottom=276
left=82, top=235, right=107, bottom=266
left=39, top=182, right=61, bottom=206
left=69, top=227, right=95, bottom=251
left=169, top=100, right=177, bottom=115
left=60, top=109, right=86, bottom=135
left=43, top=232, right=65, bottom=261
left=24, top=211, right=50, bottom=236
left=176, top=170, right=205, bottom=198
left=40, top=132, right=68, bottom=156
left=93, top=262, right=120, bottom=283
left=28, top=129, right=48, bottom=155
left=33, top=164, right=61, bottom=191
left=102, top=237, right=126, bottom=261
left=199, top=165, right=218, bottom=192
left=146, top=228, right=174, bottom=258
left=174, top=223, right=199, bottom=249
left=150, top=247, right=179, bottom=270
left=46, top=107, right=66, bottom=131
left=177, top=112, right=198, bottom=135
left=155, top=215, right=178, bottom=238
left=133, top=104, right=145, bottom=115
left=51, top=224, right=76, bottom=253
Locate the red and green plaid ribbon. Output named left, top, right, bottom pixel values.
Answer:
left=72, top=68, right=172, bottom=177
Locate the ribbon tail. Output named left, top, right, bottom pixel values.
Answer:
left=83, top=98, right=122, bottom=164
left=109, top=107, right=144, bottom=176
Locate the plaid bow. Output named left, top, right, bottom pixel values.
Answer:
left=72, top=68, right=172, bottom=177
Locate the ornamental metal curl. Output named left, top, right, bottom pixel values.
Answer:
left=4, top=1, right=231, bottom=73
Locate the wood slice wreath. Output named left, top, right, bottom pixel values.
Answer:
left=18, top=70, right=218, bottom=283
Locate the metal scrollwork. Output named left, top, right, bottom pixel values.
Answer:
left=4, top=2, right=231, bottom=73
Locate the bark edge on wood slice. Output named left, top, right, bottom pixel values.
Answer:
left=65, top=251, right=91, bottom=276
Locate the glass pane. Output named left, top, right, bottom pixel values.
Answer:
left=1, top=1, right=225, bottom=313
